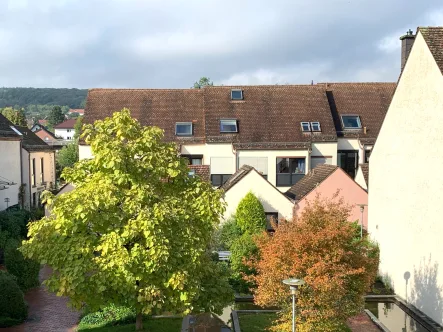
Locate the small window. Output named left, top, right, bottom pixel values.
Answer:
left=341, top=115, right=362, bottom=129
left=175, top=122, right=193, bottom=136
left=182, top=155, right=203, bottom=165
left=300, top=122, right=311, bottom=132
left=220, top=119, right=238, bottom=133
left=310, top=122, right=321, bottom=132
left=231, top=89, right=243, bottom=100
left=67, top=129, right=71, bottom=133
left=211, top=174, right=232, bottom=186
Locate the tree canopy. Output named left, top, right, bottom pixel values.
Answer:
left=249, top=196, right=379, bottom=332
left=47, top=106, right=65, bottom=128
left=1, top=107, right=27, bottom=126
left=193, top=77, right=213, bottom=89
left=20, top=109, right=232, bottom=330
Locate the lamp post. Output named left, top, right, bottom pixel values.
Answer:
left=4, top=198, right=10, bottom=209
left=283, top=278, right=305, bottom=332
left=356, top=204, right=367, bottom=239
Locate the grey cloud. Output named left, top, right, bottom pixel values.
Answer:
left=0, top=0, right=442, bottom=88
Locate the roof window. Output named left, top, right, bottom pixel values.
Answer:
left=220, top=119, right=238, bottom=133
left=231, top=89, right=243, bottom=100
left=310, top=122, right=321, bottom=132
left=175, top=122, right=193, bottom=136
left=341, top=115, right=362, bottom=129
left=300, top=122, right=311, bottom=132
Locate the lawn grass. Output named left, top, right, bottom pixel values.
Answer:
left=77, top=317, right=182, bottom=332
left=238, top=312, right=277, bottom=332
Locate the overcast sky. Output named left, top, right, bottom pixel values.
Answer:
left=0, top=0, right=442, bottom=88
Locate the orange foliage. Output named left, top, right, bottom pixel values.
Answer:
left=248, top=195, right=379, bottom=332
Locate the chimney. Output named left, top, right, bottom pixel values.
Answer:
left=400, top=29, right=415, bottom=71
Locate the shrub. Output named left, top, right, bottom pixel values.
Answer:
left=249, top=196, right=379, bottom=332
left=78, top=304, right=135, bottom=329
left=216, top=217, right=242, bottom=251
left=4, top=239, right=40, bottom=291
left=230, top=233, right=260, bottom=293
left=0, top=271, right=27, bottom=327
left=0, top=210, right=31, bottom=242
left=235, top=192, right=267, bottom=233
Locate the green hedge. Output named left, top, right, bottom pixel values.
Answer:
left=78, top=305, right=135, bottom=329
left=4, top=239, right=40, bottom=291
left=0, top=271, right=27, bottom=327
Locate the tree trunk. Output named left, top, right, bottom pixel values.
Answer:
left=135, top=312, right=143, bottom=330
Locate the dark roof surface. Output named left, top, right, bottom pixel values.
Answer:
left=420, top=27, right=443, bottom=75
left=85, top=89, right=205, bottom=144
left=54, top=119, right=76, bottom=129
left=360, top=163, right=369, bottom=186
left=322, top=83, right=396, bottom=140
left=189, top=165, right=210, bottom=182
left=15, top=126, right=54, bottom=151
left=220, top=165, right=254, bottom=192
left=0, top=114, right=20, bottom=139
left=203, top=85, right=337, bottom=144
left=285, top=164, right=338, bottom=200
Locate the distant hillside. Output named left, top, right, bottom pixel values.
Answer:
left=0, top=87, right=87, bottom=109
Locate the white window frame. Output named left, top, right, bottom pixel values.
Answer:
left=341, top=115, right=362, bottom=129
left=231, top=89, right=243, bottom=100
left=300, top=122, right=311, bottom=132
left=220, top=119, right=238, bottom=133
left=310, top=122, right=321, bottom=132
left=175, top=122, right=193, bottom=136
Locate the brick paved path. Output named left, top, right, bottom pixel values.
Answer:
left=0, top=266, right=80, bottom=332
left=348, top=312, right=381, bottom=332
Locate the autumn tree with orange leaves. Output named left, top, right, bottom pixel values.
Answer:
left=248, top=196, right=379, bottom=332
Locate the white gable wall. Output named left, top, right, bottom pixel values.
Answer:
left=0, top=140, right=21, bottom=210
left=354, top=166, right=367, bottom=190
left=369, top=32, right=443, bottom=325
left=223, top=170, right=293, bottom=222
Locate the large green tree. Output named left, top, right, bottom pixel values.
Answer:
left=56, top=144, right=78, bottom=170
left=47, top=106, right=65, bottom=128
left=21, top=109, right=232, bottom=330
left=1, top=107, right=27, bottom=126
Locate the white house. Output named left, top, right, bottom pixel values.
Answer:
left=54, top=119, right=76, bottom=141
left=369, top=27, right=443, bottom=325
left=0, top=114, right=22, bottom=211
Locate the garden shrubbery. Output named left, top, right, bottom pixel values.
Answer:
left=0, top=270, right=27, bottom=327
left=78, top=304, right=135, bottom=329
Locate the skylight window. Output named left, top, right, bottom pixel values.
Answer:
left=220, top=119, right=238, bottom=133
left=341, top=115, right=362, bottom=129
left=310, top=122, right=321, bottom=132
left=300, top=122, right=311, bottom=132
left=231, top=89, right=243, bottom=100
left=175, top=122, right=193, bottom=136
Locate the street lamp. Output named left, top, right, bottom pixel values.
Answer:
left=283, top=278, right=305, bottom=332
left=356, top=204, right=367, bottom=239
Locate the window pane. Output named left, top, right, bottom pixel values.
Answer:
left=211, top=175, right=221, bottom=186
left=301, top=122, right=310, bottom=131
left=231, top=90, right=243, bottom=100
left=277, top=158, right=289, bottom=174
left=341, top=116, right=361, bottom=128
left=191, top=158, right=202, bottom=165
left=291, top=158, right=305, bottom=174
left=276, top=174, right=291, bottom=186
left=176, top=123, right=192, bottom=135
left=311, top=122, right=321, bottom=131
left=220, top=120, right=238, bottom=133
left=291, top=174, right=304, bottom=185
left=222, top=174, right=231, bottom=184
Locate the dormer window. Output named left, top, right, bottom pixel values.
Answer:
left=300, top=122, right=311, bottom=132
left=231, top=89, right=243, bottom=100
left=220, top=119, right=238, bottom=133
left=175, top=122, right=193, bottom=136
left=310, top=122, right=321, bottom=132
left=341, top=115, right=362, bottom=129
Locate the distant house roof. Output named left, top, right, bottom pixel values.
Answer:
left=322, top=82, right=396, bottom=143
left=0, top=114, right=21, bottom=139
left=14, top=126, right=54, bottom=151
left=359, top=163, right=369, bottom=187
left=69, top=109, right=84, bottom=115
left=419, top=27, right=443, bottom=75
left=285, top=164, right=339, bottom=201
left=221, top=165, right=254, bottom=192
left=54, top=119, right=76, bottom=129
left=35, top=128, right=58, bottom=140
left=38, top=119, right=48, bottom=126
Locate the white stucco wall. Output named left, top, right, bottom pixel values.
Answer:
left=54, top=128, right=74, bottom=140
left=311, top=142, right=338, bottom=164
left=79, top=145, right=93, bottom=160
left=369, top=32, right=443, bottom=325
left=0, top=140, right=21, bottom=210
left=223, top=170, right=293, bottom=222
left=354, top=166, right=367, bottom=190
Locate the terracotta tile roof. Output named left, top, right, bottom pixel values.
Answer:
left=360, top=163, right=369, bottom=187
left=85, top=89, right=205, bottom=144
left=321, top=83, right=396, bottom=141
left=54, top=119, right=76, bottom=129
left=220, top=164, right=254, bottom=192
left=204, top=85, right=337, bottom=144
left=15, top=126, right=54, bottom=151
left=419, top=27, right=443, bottom=75
left=189, top=165, right=210, bottom=182
left=0, top=114, right=20, bottom=139
left=285, top=164, right=338, bottom=200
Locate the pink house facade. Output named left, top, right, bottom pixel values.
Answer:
left=286, top=164, right=368, bottom=229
